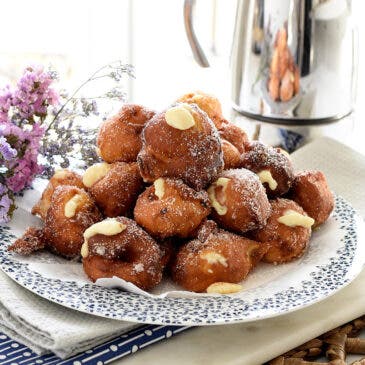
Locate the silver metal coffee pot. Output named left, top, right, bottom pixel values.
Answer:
left=184, top=0, right=358, bottom=125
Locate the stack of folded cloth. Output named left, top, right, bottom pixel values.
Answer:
left=0, top=272, right=189, bottom=362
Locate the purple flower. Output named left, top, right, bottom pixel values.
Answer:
left=0, top=61, right=131, bottom=222
left=0, top=123, right=26, bottom=155
left=0, top=135, right=17, bottom=160
left=11, top=65, right=59, bottom=120
left=1, top=120, right=26, bottom=138
left=0, top=183, right=7, bottom=196
left=0, top=86, right=13, bottom=123
left=0, top=192, right=12, bottom=223
left=0, top=64, right=63, bottom=222
left=5, top=122, right=44, bottom=193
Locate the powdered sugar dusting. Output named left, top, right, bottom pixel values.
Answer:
left=137, top=103, right=223, bottom=190
left=133, top=263, right=144, bottom=273
left=134, top=178, right=211, bottom=238
left=242, top=141, right=294, bottom=196
left=209, top=168, right=271, bottom=233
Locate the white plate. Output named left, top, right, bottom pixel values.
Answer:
left=0, top=191, right=364, bottom=326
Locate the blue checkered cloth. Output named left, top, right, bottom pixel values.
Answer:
left=0, top=325, right=189, bottom=365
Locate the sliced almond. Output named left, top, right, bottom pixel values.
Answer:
left=257, top=170, right=278, bottom=191
left=83, top=162, right=111, bottom=188
left=207, top=177, right=230, bottom=215
left=278, top=209, right=314, bottom=228
left=64, top=194, right=83, bottom=218
left=165, top=104, right=195, bottom=130
left=206, top=282, right=242, bottom=294
left=82, top=218, right=126, bottom=258
left=201, top=251, right=228, bottom=267
left=154, top=178, right=165, bottom=199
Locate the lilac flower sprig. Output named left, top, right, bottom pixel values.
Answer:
left=0, top=182, right=14, bottom=223
left=0, top=61, right=133, bottom=223
left=12, top=66, right=59, bottom=123
left=0, top=133, right=17, bottom=221
left=0, top=65, right=59, bottom=222
left=46, top=60, right=134, bottom=132
left=41, top=60, right=134, bottom=177
left=0, top=134, right=17, bottom=161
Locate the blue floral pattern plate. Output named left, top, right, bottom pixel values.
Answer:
left=0, top=193, right=364, bottom=326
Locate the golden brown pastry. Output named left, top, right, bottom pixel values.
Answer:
left=289, top=170, right=334, bottom=227
left=43, top=186, right=102, bottom=258
left=171, top=220, right=267, bottom=292
left=207, top=168, right=271, bottom=233
left=8, top=227, right=45, bottom=255
left=83, top=162, right=143, bottom=217
left=221, top=140, right=242, bottom=170
left=251, top=198, right=314, bottom=264
left=177, top=91, right=224, bottom=129
left=12, top=186, right=102, bottom=258
left=218, top=120, right=248, bottom=169
left=137, top=103, right=223, bottom=190
left=81, top=217, right=163, bottom=290
left=97, top=104, right=156, bottom=163
left=11, top=90, right=336, bottom=295
left=31, top=169, right=84, bottom=220
left=242, top=141, right=294, bottom=198
left=134, top=178, right=210, bottom=238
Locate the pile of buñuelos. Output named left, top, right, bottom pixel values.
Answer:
left=9, top=91, right=334, bottom=294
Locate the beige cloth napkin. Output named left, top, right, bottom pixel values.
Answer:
left=0, top=271, right=138, bottom=358
left=117, top=137, right=365, bottom=365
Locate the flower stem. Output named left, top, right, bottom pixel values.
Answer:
left=46, top=61, right=121, bottom=132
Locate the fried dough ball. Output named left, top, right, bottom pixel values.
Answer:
left=137, top=103, right=223, bottom=190
left=8, top=227, right=45, bottom=255
left=97, top=104, right=156, bottom=163
left=31, top=169, right=84, bottom=220
left=218, top=120, right=249, bottom=169
left=177, top=91, right=224, bottom=129
left=251, top=198, right=314, bottom=264
left=83, top=162, right=143, bottom=217
left=43, top=186, right=102, bottom=258
left=207, top=168, right=271, bottom=233
left=171, top=220, right=267, bottom=292
left=81, top=217, right=163, bottom=290
left=134, top=178, right=210, bottom=239
left=290, top=170, right=334, bottom=227
left=221, top=140, right=242, bottom=169
left=242, top=141, right=294, bottom=198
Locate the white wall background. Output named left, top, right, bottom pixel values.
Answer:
left=0, top=0, right=364, bottom=151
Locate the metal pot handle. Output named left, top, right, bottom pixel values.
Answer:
left=183, top=0, right=210, bottom=67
